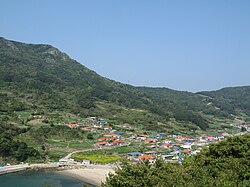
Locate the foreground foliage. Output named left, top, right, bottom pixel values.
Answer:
left=0, top=119, right=41, bottom=162
left=103, top=135, right=250, bottom=187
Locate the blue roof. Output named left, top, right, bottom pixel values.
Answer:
left=128, top=152, right=141, bottom=156
left=173, top=147, right=180, bottom=151
left=116, top=132, right=125, bottom=135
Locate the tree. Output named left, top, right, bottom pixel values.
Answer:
left=87, top=133, right=94, bottom=140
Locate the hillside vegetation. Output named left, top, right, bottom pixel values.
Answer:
left=0, top=37, right=249, bottom=162
left=1, top=37, right=249, bottom=130
left=103, top=135, right=250, bottom=187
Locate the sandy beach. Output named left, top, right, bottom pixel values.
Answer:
left=57, top=165, right=115, bottom=186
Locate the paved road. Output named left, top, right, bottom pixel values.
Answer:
left=0, top=164, right=31, bottom=175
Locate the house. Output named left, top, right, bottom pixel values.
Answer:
left=163, top=143, right=170, bottom=148
left=104, top=126, right=112, bottom=131
left=93, top=124, right=102, bottom=128
left=96, top=142, right=108, bottom=146
left=181, top=144, right=192, bottom=149
left=182, top=149, right=192, bottom=154
left=163, top=139, right=172, bottom=144
left=81, top=126, right=92, bottom=131
left=81, top=160, right=91, bottom=165
left=128, top=152, right=141, bottom=157
left=110, top=139, right=125, bottom=146
left=98, top=137, right=106, bottom=141
left=116, top=131, right=125, bottom=135
left=123, top=123, right=131, bottom=129
left=162, top=154, right=175, bottom=160
left=175, top=137, right=185, bottom=142
left=67, top=123, right=79, bottom=128
left=104, top=134, right=119, bottom=138
left=144, top=139, right=155, bottom=144
left=138, top=155, right=153, bottom=160
left=144, top=151, right=157, bottom=156
left=99, top=119, right=107, bottom=125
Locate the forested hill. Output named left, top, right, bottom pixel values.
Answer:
left=198, top=86, right=250, bottom=116
left=0, top=37, right=249, bottom=131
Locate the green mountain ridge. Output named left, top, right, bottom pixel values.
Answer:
left=0, top=37, right=249, bottom=131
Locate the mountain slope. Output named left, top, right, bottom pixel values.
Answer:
left=0, top=37, right=249, bottom=131
left=0, top=37, right=149, bottom=113
left=198, top=86, right=250, bottom=116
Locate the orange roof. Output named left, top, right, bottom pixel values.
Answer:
left=139, top=155, right=153, bottom=159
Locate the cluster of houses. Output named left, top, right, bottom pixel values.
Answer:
left=125, top=133, right=225, bottom=163
left=66, top=117, right=231, bottom=164
left=67, top=117, right=108, bottom=131
left=96, top=133, right=126, bottom=147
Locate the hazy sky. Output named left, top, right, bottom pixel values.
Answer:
left=1, top=0, right=250, bottom=92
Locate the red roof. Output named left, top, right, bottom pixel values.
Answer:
left=144, top=139, right=155, bottom=143
left=67, top=123, right=78, bottom=127
left=96, top=142, right=107, bottom=145
left=104, top=126, right=112, bottom=129
left=163, top=143, right=170, bottom=147
left=182, top=149, right=191, bottom=153
left=114, top=139, right=124, bottom=143
left=110, top=139, right=124, bottom=145
left=104, top=134, right=118, bottom=137
left=98, top=137, right=106, bottom=141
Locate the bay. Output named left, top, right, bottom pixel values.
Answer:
left=0, top=171, right=94, bottom=187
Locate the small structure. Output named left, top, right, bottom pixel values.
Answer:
left=96, top=142, right=108, bottom=147
left=81, top=160, right=91, bottom=165
left=67, top=123, right=79, bottom=128
left=116, top=132, right=125, bottom=135
left=144, top=139, right=155, bottom=144
left=144, top=151, right=157, bottom=156
left=59, top=158, right=76, bottom=166
left=99, top=119, right=107, bottom=125
left=104, top=126, right=112, bottom=131
left=138, top=155, right=153, bottom=160
left=128, top=152, right=141, bottom=157
left=110, top=139, right=125, bottom=146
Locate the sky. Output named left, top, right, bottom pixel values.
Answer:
left=1, top=0, right=250, bottom=92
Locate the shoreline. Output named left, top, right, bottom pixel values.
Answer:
left=57, top=165, right=115, bottom=186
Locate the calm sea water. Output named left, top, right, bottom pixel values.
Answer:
left=0, top=171, right=93, bottom=187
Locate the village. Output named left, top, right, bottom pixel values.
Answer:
left=64, top=116, right=248, bottom=164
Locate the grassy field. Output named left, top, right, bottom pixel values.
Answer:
left=72, top=153, right=121, bottom=164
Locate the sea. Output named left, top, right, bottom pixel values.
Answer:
left=0, top=171, right=94, bottom=187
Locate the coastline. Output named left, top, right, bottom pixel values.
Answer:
left=57, top=165, right=115, bottom=186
